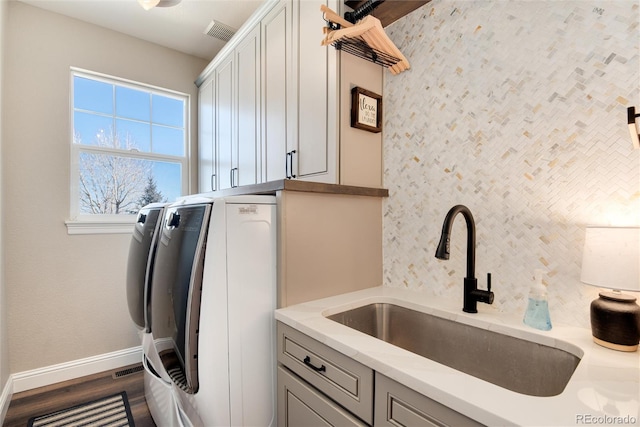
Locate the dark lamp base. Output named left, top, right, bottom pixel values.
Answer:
left=590, top=291, right=640, bottom=353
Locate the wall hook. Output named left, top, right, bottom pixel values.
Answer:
left=628, top=106, right=640, bottom=149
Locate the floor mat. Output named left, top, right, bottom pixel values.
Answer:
left=27, top=391, right=135, bottom=427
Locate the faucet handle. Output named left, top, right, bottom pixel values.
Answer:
left=484, top=273, right=495, bottom=305
left=471, top=273, right=494, bottom=305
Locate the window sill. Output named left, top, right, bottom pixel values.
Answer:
left=65, top=219, right=135, bottom=235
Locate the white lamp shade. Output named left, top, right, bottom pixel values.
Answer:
left=581, top=227, right=640, bottom=292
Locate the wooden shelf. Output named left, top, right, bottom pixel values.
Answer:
left=344, top=1, right=430, bottom=27
left=198, top=179, right=389, bottom=198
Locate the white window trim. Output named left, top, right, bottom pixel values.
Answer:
left=67, top=68, right=190, bottom=235
left=65, top=218, right=136, bottom=235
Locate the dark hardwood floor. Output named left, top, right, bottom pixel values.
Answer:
left=3, top=363, right=156, bottom=427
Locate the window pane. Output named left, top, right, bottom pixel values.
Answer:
left=153, top=95, right=184, bottom=127
left=78, top=151, right=151, bottom=215
left=78, top=152, right=181, bottom=214
left=72, top=71, right=188, bottom=218
left=150, top=161, right=182, bottom=204
left=116, top=118, right=151, bottom=152
left=116, top=86, right=150, bottom=121
left=152, top=125, right=184, bottom=156
left=74, top=76, right=113, bottom=114
left=73, top=111, right=113, bottom=146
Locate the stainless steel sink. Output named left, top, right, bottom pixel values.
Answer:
left=326, top=303, right=581, bottom=397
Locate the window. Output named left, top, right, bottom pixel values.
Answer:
left=68, top=69, right=189, bottom=233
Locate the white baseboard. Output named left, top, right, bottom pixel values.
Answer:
left=1, top=375, right=13, bottom=425
left=11, top=346, right=142, bottom=394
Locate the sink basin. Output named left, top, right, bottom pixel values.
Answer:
left=326, top=303, right=581, bottom=397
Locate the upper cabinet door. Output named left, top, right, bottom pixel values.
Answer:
left=216, top=55, right=234, bottom=190
left=261, top=0, right=292, bottom=183
left=236, top=25, right=261, bottom=187
left=198, top=78, right=216, bottom=192
left=293, top=0, right=338, bottom=182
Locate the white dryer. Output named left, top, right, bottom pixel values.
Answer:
left=146, top=195, right=277, bottom=426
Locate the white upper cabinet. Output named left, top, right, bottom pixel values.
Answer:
left=292, top=0, right=338, bottom=182
left=261, top=0, right=292, bottom=182
left=216, top=55, right=234, bottom=190
left=236, top=25, right=261, bottom=187
left=200, top=24, right=261, bottom=191
left=197, top=0, right=381, bottom=191
left=198, top=78, right=216, bottom=192
left=262, top=0, right=339, bottom=183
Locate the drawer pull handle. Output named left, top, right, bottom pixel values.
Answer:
left=303, top=356, right=326, bottom=373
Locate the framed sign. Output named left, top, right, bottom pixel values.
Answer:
left=351, top=87, right=382, bottom=133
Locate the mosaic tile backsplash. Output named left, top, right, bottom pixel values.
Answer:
left=382, top=0, right=639, bottom=328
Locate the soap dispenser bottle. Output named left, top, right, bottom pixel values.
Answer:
left=523, top=269, right=552, bottom=331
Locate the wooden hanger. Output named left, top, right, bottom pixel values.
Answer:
left=320, top=5, right=410, bottom=75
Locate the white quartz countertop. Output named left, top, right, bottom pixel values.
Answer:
left=274, top=286, right=640, bottom=426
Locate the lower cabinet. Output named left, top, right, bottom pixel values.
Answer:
left=277, top=322, right=484, bottom=427
left=277, top=322, right=374, bottom=425
left=278, top=366, right=367, bottom=427
left=375, top=373, right=483, bottom=427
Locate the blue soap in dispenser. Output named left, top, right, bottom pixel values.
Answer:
left=523, top=269, right=552, bottom=331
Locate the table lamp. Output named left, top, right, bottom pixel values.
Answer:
left=580, top=226, right=640, bottom=352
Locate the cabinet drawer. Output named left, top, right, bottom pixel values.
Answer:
left=374, top=373, right=483, bottom=427
left=278, top=366, right=367, bottom=427
left=277, top=322, right=374, bottom=425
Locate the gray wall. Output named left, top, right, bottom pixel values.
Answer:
left=382, top=0, right=639, bottom=328
left=3, top=1, right=207, bottom=373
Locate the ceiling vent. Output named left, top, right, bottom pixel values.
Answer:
left=204, top=20, right=237, bottom=42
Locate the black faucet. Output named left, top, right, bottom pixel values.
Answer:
left=435, top=205, right=494, bottom=313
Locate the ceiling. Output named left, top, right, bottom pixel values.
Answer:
left=17, top=0, right=264, bottom=61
